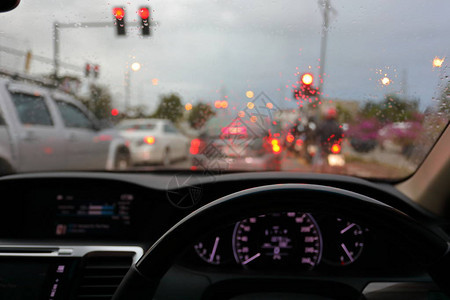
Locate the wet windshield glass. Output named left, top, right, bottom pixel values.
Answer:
left=0, top=0, right=448, bottom=179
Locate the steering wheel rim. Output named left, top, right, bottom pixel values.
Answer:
left=113, top=184, right=449, bottom=299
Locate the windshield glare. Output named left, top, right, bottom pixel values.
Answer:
left=0, top=0, right=448, bottom=179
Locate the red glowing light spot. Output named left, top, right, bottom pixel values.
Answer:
left=111, top=108, right=119, bottom=116
left=301, top=73, right=314, bottom=85
left=99, top=134, right=113, bottom=141
left=138, top=7, right=150, bottom=19
left=331, top=144, right=341, bottom=154
left=144, top=136, right=155, bottom=145
left=272, top=144, right=281, bottom=153
left=113, top=7, right=125, bottom=20
left=44, top=147, right=53, bottom=154
left=286, top=133, right=295, bottom=143
left=191, top=138, right=201, bottom=148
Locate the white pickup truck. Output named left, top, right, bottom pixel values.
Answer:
left=0, top=78, right=130, bottom=175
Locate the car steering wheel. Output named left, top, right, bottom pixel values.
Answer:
left=112, top=184, right=450, bottom=299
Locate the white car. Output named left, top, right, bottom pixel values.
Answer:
left=0, top=77, right=131, bottom=174
left=116, top=119, right=190, bottom=166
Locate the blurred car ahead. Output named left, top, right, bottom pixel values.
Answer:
left=116, top=119, right=190, bottom=166
left=0, top=77, right=130, bottom=174
left=190, top=117, right=282, bottom=171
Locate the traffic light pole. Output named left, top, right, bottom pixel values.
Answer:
left=53, top=23, right=59, bottom=78
left=318, top=0, right=330, bottom=96
left=318, top=0, right=336, bottom=98
left=52, top=21, right=139, bottom=78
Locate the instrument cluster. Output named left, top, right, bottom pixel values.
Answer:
left=191, top=212, right=369, bottom=270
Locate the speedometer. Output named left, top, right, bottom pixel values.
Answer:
left=233, top=212, right=322, bottom=270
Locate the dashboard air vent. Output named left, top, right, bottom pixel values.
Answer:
left=76, top=251, right=134, bottom=300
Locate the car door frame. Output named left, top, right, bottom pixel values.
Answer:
left=51, top=92, right=107, bottom=170
left=3, top=82, right=66, bottom=172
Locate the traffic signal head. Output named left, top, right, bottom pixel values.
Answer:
left=85, top=63, right=91, bottom=77
left=293, top=72, right=318, bottom=99
left=301, top=73, right=313, bottom=85
left=113, top=7, right=126, bottom=36
left=138, top=7, right=150, bottom=36
left=93, top=65, right=100, bottom=78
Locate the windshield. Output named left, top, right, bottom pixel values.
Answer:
left=0, top=0, right=448, bottom=179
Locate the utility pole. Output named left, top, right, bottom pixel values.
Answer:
left=53, top=23, right=59, bottom=78
left=318, top=0, right=335, bottom=96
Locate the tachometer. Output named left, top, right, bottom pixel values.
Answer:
left=321, top=217, right=366, bottom=266
left=233, top=212, right=322, bottom=270
left=194, top=234, right=232, bottom=265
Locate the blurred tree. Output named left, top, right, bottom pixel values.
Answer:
left=127, top=105, right=148, bottom=119
left=380, top=94, right=420, bottom=123
left=188, top=102, right=216, bottom=129
left=153, top=93, right=183, bottom=123
left=360, top=94, right=421, bottom=124
left=79, top=84, right=113, bottom=121
left=438, top=82, right=450, bottom=118
left=336, top=103, right=353, bottom=123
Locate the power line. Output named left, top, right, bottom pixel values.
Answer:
left=0, top=45, right=81, bottom=72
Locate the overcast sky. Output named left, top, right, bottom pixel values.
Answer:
left=0, top=0, right=449, bottom=113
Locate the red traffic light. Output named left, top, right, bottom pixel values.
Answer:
left=301, top=73, right=313, bottom=85
left=111, top=108, right=119, bottom=116
left=113, top=7, right=126, bottom=36
left=138, top=7, right=150, bottom=19
left=113, top=7, right=125, bottom=20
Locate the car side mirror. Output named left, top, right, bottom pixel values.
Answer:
left=0, top=0, right=20, bottom=12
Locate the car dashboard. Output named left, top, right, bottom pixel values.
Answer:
left=0, top=171, right=447, bottom=300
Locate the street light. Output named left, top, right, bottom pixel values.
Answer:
left=433, top=57, right=444, bottom=68
left=125, top=62, right=141, bottom=113
left=381, top=77, right=390, bottom=86
left=131, top=62, right=141, bottom=72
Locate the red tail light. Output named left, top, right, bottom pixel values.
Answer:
left=286, top=133, right=294, bottom=143
left=190, top=138, right=201, bottom=155
left=272, top=144, right=281, bottom=153
left=144, top=136, right=155, bottom=145
left=331, top=144, right=341, bottom=154
left=271, top=138, right=281, bottom=153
